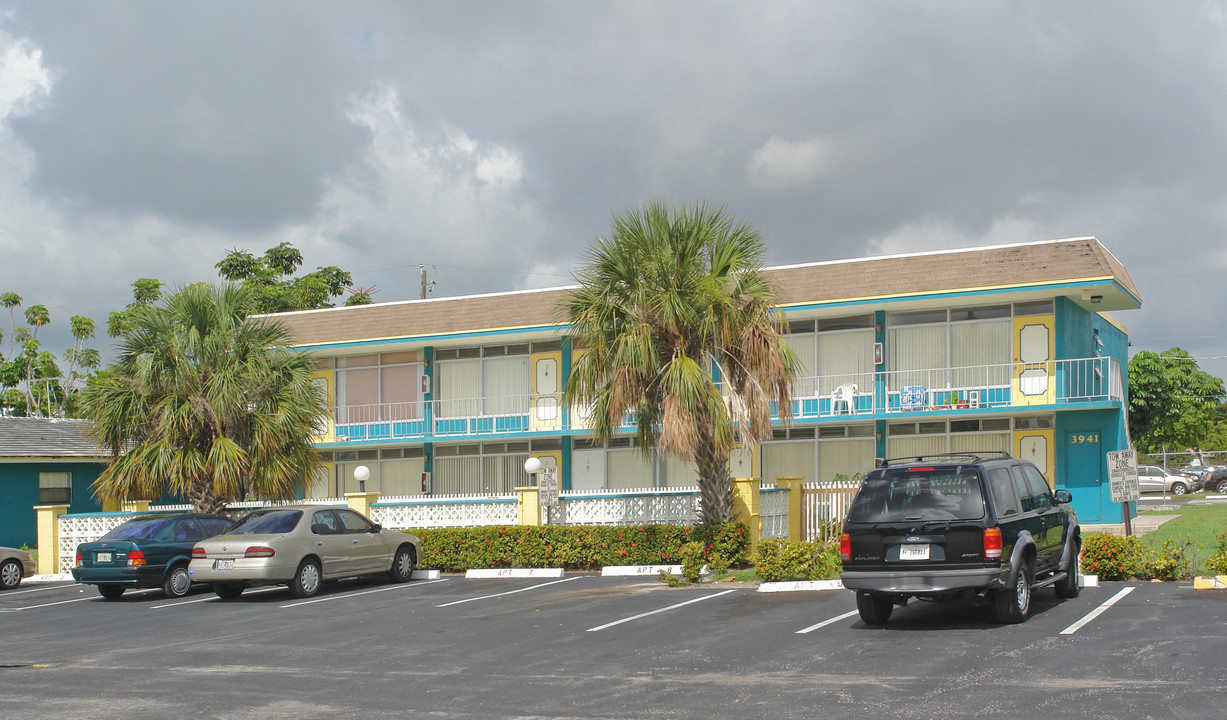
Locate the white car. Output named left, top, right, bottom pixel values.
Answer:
left=1135, top=465, right=1193, bottom=495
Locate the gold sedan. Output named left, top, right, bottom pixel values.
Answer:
left=188, top=505, right=421, bottom=599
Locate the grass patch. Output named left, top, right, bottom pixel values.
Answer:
left=712, top=568, right=758, bottom=583
left=1139, top=503, right=1227, bottom=575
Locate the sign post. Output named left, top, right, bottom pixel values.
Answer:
left=1107, top=448, right=1139, bottom=536
left=538, top=467, right=559, bottom=525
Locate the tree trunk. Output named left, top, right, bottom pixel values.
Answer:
left=188, top=478, right=229, bottom=515
left=694, top=428, right=734, bottom=525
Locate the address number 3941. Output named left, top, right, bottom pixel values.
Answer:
left=1069, top=434, right=1100, bottom=444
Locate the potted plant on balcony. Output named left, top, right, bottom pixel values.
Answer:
left=956, top=390, right=969, bottom=409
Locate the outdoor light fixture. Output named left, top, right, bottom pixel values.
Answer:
left=354, top=465, right=370, bottom=493
left=1090, top=295, right=1102, bottom=304
left=524, top=456, right=542, bottom=486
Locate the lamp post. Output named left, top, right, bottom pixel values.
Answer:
left=354, top=465, right=370, bottom=493
left=523, top=456, right=542, bottom=485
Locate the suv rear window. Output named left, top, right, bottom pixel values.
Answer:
left=846, top=467, right=986, bottom=522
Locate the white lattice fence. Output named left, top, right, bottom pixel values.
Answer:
left=370, top=495, right=518, bottom=529
left=559, top=488, right=700, bottom=526
left=57, top=514, right=133, bottom=573
left=759, top=487, right=790, bottom=540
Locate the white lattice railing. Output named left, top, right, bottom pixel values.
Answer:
left=370, top=494, right=518, bottom=529
left=557, top=487, right=701, bottom=526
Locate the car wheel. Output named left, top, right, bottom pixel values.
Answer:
left=388, top=545, right=416, bottom=583
left=1172, top=483, right=1188, bottom=496
left=1218, top=480, right=1227, bottom=494
left=212, top=582, right=245, bottom=599
left=97, top=584, right=126, bottom=600
left=855, top=591, right=893, bottom=625
left=0, top=558, right=23, bottom=590
left=162, top=565, right=192, bottom=598
left=994, top=559, right=1032, bottom=623
left=289, top=558, right=322, bottom=598
left=1055, top=538, right=1081, bottom=599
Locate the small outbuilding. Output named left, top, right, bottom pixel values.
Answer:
left=0, top=417, right=108, bottom=548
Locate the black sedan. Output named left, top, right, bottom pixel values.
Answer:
left=73, top=513, right=232, bottom=599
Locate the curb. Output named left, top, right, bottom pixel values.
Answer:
left=1193, top=575, right=1227, bottom=589
left=465, top=568, right=565, bottom=579
left=758, top=579, right=843, bottom=593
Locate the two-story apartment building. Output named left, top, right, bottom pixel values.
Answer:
left=269, top=237, right=1139, bottom=524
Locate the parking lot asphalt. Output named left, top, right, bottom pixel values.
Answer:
left=2, top=575, right=1225, bottom=720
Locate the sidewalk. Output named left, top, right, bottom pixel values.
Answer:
left=1082, top=514, right=1179, bottom=537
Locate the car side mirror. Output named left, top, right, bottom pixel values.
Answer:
left=1053, top=489, right=1073, bottom=504
left=370, top=523, right=382, bottom=533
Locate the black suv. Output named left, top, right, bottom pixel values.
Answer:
left=840, top=452, right=1080, bottom=625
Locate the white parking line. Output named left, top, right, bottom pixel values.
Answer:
left=436, top=576, right=584, bottom=607
left=149, top=585, right=285, bottom=609
left=280, top=579, right=446, bottom=608
left=4, top=583, right=86, bottom=597
left=586, top=589, right=739, bottom=632
left=1059, top=587, right=1134, bottom=635
left=4, top=595, right=96, bottom=611
left=796, top=610, right=860, bottom=634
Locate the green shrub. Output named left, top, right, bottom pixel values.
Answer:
left=1081, top=533, right=1141, bottom=580
left=678, top=541, right=706, bottom=583
left=1204, top=531, right=1227, bottom=575
left=405, top=522, right=747, bottom=575
left=1138, top=538, right=1194, bottom=581
left=754, top=538, right=841, bottom=582
left=1081, top=532, right=1197, bottom=580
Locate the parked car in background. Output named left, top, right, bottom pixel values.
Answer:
left=187, top=506, right=422, bottom=599
left=1, top=546, right=36, bottom=590
left=1136, top=465, right=1194, bottom=495
left=1186, top=465, right=1227, bottom=494
left=1175, top=466, right=1210, bottom=492
left=73, top=513, right=233, bottom=599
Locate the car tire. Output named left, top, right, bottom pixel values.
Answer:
left=289, top=558, right=322, bottom=598
left=1172, top=483, right=1188, bottom=496
left=388, top=545, right=416, bottom=583
left=1055, top=538, right=1081, bottom=599
left=1218, top=479, right=1227, bottom=494
left=212, top=582, right=245, bottom=599
left=0, top=558, right=23, bottom=590
left=855, top=591, right=893, bottom=625
left=97, top=584, right=126, bottom=600
left=162, top=565, right=192, bottom=598
left=994, top=559, right=1032, bottom=624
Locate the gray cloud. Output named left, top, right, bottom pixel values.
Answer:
left=1, top=1, right=1226, bottom=379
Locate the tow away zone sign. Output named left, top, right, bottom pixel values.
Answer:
left=1107, top=449, right=1139, bottom=503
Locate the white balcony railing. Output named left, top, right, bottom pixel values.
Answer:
left=325, top=357, right=1121, bottom=442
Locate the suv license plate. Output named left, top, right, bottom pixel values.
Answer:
left=96, top=552, right=112, bottom=563
left=214, top=559, right=234, bottom=571
left=900, top=544, right=930, bottom=561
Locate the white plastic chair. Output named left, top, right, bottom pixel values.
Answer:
left=832, top=383, right=857, bottom=415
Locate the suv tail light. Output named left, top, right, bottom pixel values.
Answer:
left=192, top=547, right=206, bottom=558
left=245, top=546, right=275, bottom=558
left=76, top=550, right=82, bottom=567
left=127, top=549, right=147, bottom=566
left=840, top=533, right=851, bottom=562
left=983, top=528, right=1003, bottom=559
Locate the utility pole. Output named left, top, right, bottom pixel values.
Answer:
left=419, top=265, right=436, bottom=300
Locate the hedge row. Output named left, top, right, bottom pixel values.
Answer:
left=1080, top=532, right=1196, bottom=581
left=753, top=538, right=842, bottom=582
left=404, top=522, right=748, bottom=574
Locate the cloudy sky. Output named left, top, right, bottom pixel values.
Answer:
left=1, top=2, right=1226, bottom=378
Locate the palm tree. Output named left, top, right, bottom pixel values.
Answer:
left=81, top=283, right=326, bottom=513
left=563, top=201, right=799, bottom=524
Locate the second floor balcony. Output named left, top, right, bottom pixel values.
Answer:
left=323, top=356, right=1122, bottom=445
